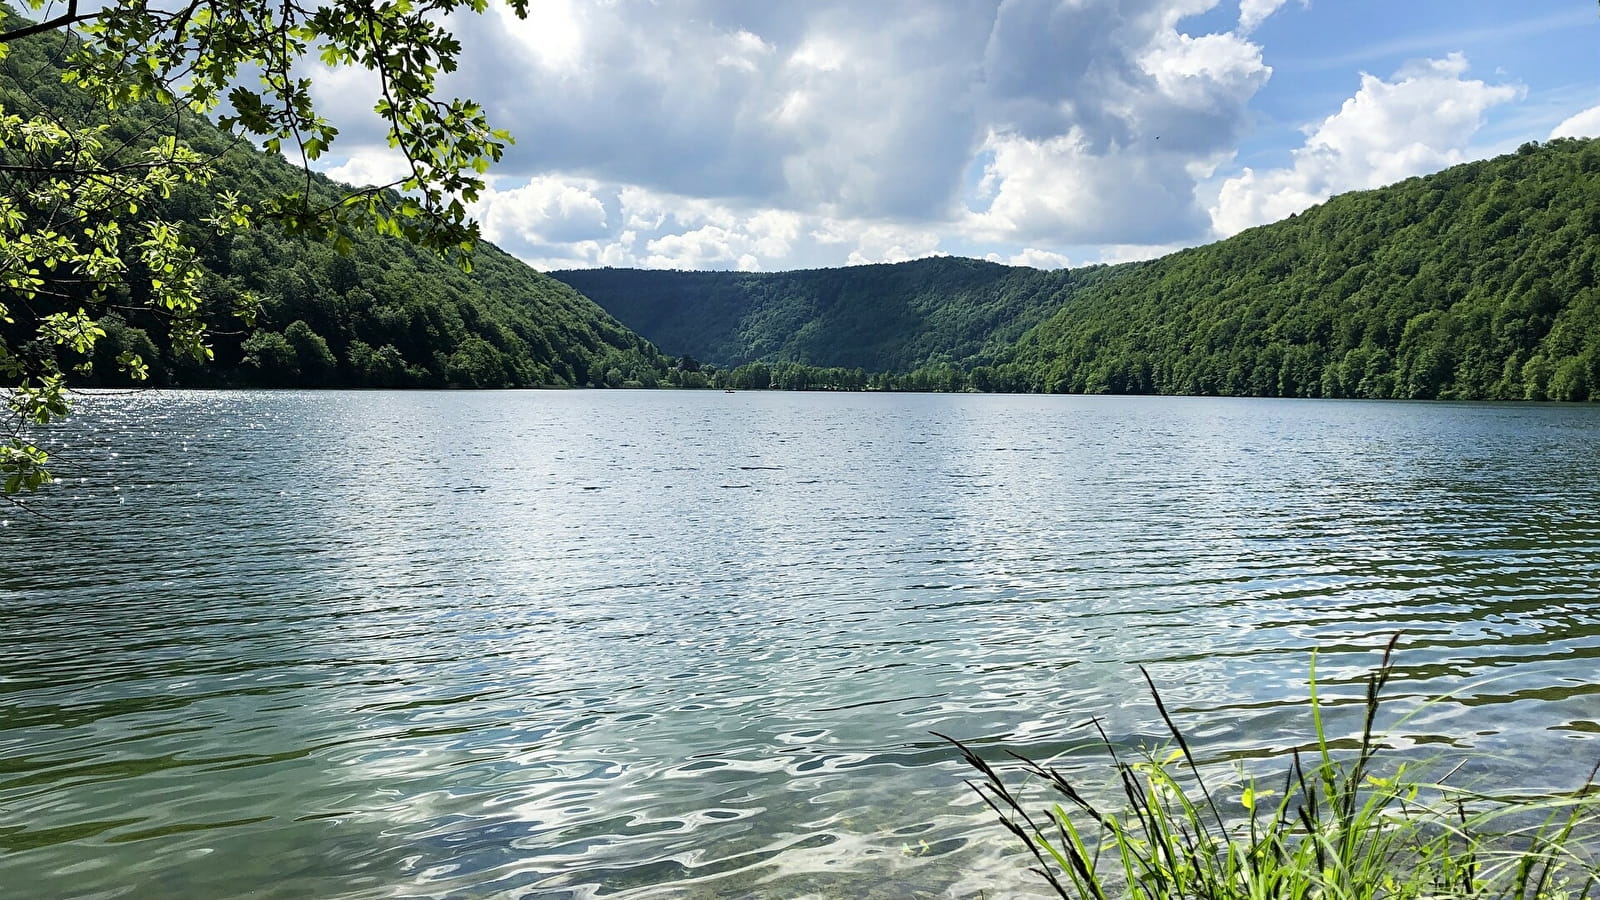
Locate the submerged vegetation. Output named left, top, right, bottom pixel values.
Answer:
left=947, top=640, right=1600, bottom=899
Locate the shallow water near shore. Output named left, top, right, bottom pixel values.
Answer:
left=2, top=390, right=1598, bottom=898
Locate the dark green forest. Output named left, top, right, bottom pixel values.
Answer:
left=562, top=139, right=1600, bottom=401
left=2, top=25, right=668, bottom=390
left=10, top=10, right=1599, bottom=400
left=999, top=139, right=1600, bottom=400
left=552, top=258, right=1118, bottom=374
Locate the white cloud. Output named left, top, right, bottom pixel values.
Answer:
left=836, top=223, right=944, bottom=266
left=1094, top=242, right=1193, bottom=265
left=746, top=210, right=804, bottom=259
left=1211, top=53, right=1522, bottom=236
left=718, top=30, right=774, bottom=72
left=1141, top=29, right=1271, bottom=106
left=965, top=130, right=1203, bottom=243
left=320, top=146, right=412, bottom=188
left=440, top=1, right=1285, bottom=239
left=1237, top=0, right=1290, bottom=34
left=1006, top=248, right=1075, bottom=270
left=488, top=185, right=804, bottom=270
left=450, top=1, right=1292, bottom=271
left=1550, top=104, right=1600, bottom=139
left=492, top=0, right=583, bottom=70
left=295, top=2, right=1571, bottom=273
left=642, top=226, right=746, bottom=270
left=617, top=187, right=671, bottom=232
left=443, top=1, right=990, bottom=218
left=498, top=184, right=949, bottom=271
left=435, top=1, right=1295, bottom=271
left=965, top=12, right=1271, bottom=245
left=790, top=35, right=848, bottom=73
left=636, top=207, right=804, bottom=270
left=473, top=177, right=609, bottom=245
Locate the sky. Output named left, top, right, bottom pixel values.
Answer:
left=310, top=0, right=1600, bottom=273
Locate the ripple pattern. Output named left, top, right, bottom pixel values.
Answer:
left=2, top=391, right=1598, bottom=898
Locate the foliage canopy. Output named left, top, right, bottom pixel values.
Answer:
left=0, top=0, right=527, bottom=493
left=1003, top=139, right=1600, bottom=401
left=563, top=139, right=1600, bottom=402
left=0, top=17, right=668, bottom=395
left=552, top=257, right=1118, bottom=374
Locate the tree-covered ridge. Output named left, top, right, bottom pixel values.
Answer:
left=1000, top=138, right=1600, bottom=400
left=196, top=201, right=667, bottom=388
left=12, top=5, right=1597, bottom=401
left=552, top=256, right=1114, bottom=372
left=557, top=139, right=1600, bottom=401
left=2, top=22, right=667, bottom=390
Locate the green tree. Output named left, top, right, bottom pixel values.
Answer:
left=729, top=361, right=772, bottom=389
left=284, top=320, right=336, bottom=384
left=348, top=340, right=411, bottom=387
left=88, top=315, right=162, bottom=386
left=0, top=0, right=527, bottom=493
left=240, top=329, right=295, bottom=377
left=445, top=336, right=507, bottom=388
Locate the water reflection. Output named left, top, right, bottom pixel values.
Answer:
left=1, top=391, right=1598, bottom=897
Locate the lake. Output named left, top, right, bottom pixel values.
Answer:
left=2, top=390, right=1598, bottom=898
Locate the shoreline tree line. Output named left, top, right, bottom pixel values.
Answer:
left=561, top=137, right=1600, bottom=403
left=6, top=1, right=1596, bottom=404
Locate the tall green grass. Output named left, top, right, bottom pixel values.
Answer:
left=944, top=638, right=1600, bottom=899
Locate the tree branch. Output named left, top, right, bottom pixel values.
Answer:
left=0, top=0, right=98, bottom=43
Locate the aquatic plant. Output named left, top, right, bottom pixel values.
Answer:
left=945, top=637, right=1600, bottom=899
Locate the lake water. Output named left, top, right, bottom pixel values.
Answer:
left=2, top=390, right=1598, bottom=898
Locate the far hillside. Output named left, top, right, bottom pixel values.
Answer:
left=552, top=257, right=1115, bottom=372
left=560, top=138, right=1600, bottom=401
left=999, top=138, right=1600, bottom=401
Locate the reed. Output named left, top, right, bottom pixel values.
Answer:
left=943, top=637, right=1600, bottom=899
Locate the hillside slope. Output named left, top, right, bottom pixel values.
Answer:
left=556, top=140, right=1600, bottom=400
left=552, top=257, right=1114, bottom=372
left=2, top=22, right=666, bottom=389
left=999, top=139, right=1600, bottom=400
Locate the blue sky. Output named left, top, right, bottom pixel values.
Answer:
left=312, top=0, right=1600, bottom=272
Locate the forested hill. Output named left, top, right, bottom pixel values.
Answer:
left=2, top=22, right=667, bottom=389
left=551, top=257, right=1115, bottom=372
left=997, top=138, right=1600, bottom=401
left=558, top=139, right=1600, bottom=401
left=14, top=7, right=1597, bottom=399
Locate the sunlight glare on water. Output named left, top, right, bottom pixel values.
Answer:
left=2, top=390, right=1598, bottom=898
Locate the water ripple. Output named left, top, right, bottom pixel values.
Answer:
left=2, top=391, right=1598, bottom=898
